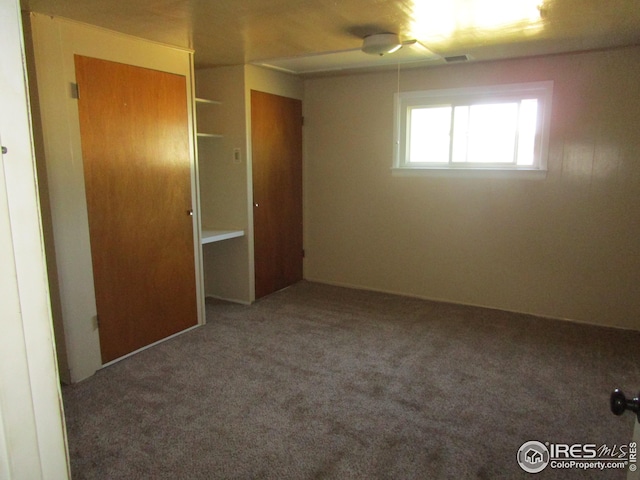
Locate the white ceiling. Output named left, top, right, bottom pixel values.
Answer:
left=20, top=0, right=640, bottom=75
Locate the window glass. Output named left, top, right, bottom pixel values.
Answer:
left=408, top=106, right=451, bottom=163
left=516, top=99, right=538, bottom=166
left=394, top=82, right=553, bottom=175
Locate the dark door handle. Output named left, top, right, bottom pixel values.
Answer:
left=611, top=389, right=640, bottom=422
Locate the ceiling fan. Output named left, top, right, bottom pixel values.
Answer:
left=361, top=32, right=404, bottom=55
left=254, top=32, right=442, bottom=75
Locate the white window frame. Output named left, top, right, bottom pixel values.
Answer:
left=393, top=81, right=553, bottom=178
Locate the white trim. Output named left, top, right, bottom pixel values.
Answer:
left=188, top=52, right=206, bottom=332
left=391, top=167, right=547, bottom=179
left=0, top=0, right=69, bottom=477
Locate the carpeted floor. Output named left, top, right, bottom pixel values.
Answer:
left=62, top=281, right=640, bottom=479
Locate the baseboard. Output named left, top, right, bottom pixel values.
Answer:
left=303, top=276, right=638, bottom=333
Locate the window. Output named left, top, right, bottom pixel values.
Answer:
left=394, top=81, right=553, bottom=176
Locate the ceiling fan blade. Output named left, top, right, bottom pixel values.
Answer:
left=253, top=40, right=441, bottom=75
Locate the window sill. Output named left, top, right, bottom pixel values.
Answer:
left=391, top=167, right=547, bottom=179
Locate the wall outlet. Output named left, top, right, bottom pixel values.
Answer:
left=233, top=147, right=241, bottom=164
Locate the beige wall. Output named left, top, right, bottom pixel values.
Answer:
left=28, top=13, right=202, bottom=382
left=245, top=64, right=304, bottom=102
left=196, top=64, right=303, bottom=303
left=303, top=46, right=640, bottom=330
left=196, top=65, right=252, bottom=303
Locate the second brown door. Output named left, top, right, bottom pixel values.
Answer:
left=251, top=90, right=303, bottom=299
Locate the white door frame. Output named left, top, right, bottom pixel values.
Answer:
left=0, top=0, right=70, bottom=477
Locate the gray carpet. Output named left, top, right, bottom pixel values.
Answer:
left=63, top=281, right=640, bottom=479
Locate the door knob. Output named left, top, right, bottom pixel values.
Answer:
left=611, top=389, right=640, bottom=422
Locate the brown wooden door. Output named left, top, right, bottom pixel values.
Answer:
left=251, top=90, right=303, bottom=299
left=75, top=55, right=197, bottom=363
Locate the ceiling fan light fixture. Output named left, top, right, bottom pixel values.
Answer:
left=362, top=33, right=403, bottom=56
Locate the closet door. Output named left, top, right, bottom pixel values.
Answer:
left=75, top=55, right=197, bottom=363
left=251, top=90, right=303, bottom=299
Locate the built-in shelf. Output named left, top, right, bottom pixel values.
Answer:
left=197, top=132, right=223, bottom=138
left=201, top=229, right=245, bottom=244
left=196, top=97, right=223, bottom=138
left=196, top=97, right=222, bottom=105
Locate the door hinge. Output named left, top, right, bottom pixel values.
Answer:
left=71, top=82, right=80, bottom=100
left=302, top=249, right=305, bottom=258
